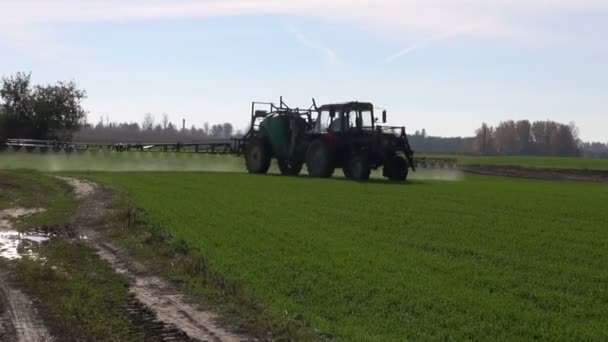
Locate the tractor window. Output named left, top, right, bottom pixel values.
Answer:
left=314, top=110, right=333, bottom=132
left=361, top=110, right=374, bottom=128
left=328, top=114, right=348, bottom=132
left=348, top=112, right=357, bottom=128
left=347, top=110, right=374, bottom=129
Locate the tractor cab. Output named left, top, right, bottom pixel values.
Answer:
left=312, top=102, right=376, bottom=133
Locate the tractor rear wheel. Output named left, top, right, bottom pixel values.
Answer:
left=278, top=158, right=303, bottom=175
left=343, top=167, right=352, bottom=179
left=384, top=155, right=408, bottom=181
left=348, top=154, right=371, bottom=181
left=245, top=138, right=271, bottom=174
left=306, top=139, right=334, bottom=178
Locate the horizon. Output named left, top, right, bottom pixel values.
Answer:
left=1, top=1, right=606, bottom=142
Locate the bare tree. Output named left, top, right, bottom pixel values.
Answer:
left=475, top=120, right=581, bottom=157
left=162, top=113, right=169, bottom=129
left=142, top=113, right=155, bottom=131
left=223, top=123, right=233, bottom=138
left=515, top=120, right=532, bottom=154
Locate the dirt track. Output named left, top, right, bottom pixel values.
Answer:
left=461, top=164, right=608, bottom=182
left=0, top=208, right=52, bottom=342
left=0, top=272, right=52, bottom=342
left=63, top=177, right=250, bottom=342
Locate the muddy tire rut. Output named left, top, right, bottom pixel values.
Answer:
left=0, top=208, right=53, bottom=342
left=0, top=270, right=52, bottom=342
left=62, top=177, right=250, bottom=342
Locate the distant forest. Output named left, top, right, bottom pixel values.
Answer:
left=473, top=120, right=581, bottom=157
left=72, top=116, right=608, bottom=157
left=74, top=114, right=238, bottom=143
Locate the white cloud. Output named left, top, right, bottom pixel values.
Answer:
left=288, top=26, right=340, bottom=66
left=385, top=27, right=480, bottom=63
left=2, top=0, right=606, bottom=36
left=0, top=0, right=605, bottom=61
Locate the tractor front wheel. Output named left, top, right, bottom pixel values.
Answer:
left=245, top=138, right=271, bottom=174
left=384, top=155, right=409, bottom=181
left=348, top=154, right=371, bottom=181
left=278, top=158, right=303, bottom=175
left=306, top=139, right=334, bottom=178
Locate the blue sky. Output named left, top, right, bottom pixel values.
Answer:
left=0, top=0, right=606, bottom=141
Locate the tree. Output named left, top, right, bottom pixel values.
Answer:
left=142, top=113, right=155, bottom=131
left=1, top=72, right=87, bottom=140
left=210, top=124, right=223, bottom=138
left=531, top=121, right=548, bottom=154
left=30, top=81, right=87, bottom=140
left=0, top=72, right=34, bottom=138
left=474, top=123, right=494, bottom=154
left=494, top=121, right=517, bottom=154
left=222, top=123, right=233, bottom=138
left=0, top=105, right=6, bottom=143
left=0, top=72, right=33, bottom=119
left=162, top=113, right=169, bottom=129
left=515, top=120, right=532, bottom=154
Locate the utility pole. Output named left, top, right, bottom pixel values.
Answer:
left=182, top=118, right=185, bottom=131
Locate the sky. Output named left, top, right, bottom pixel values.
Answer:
left=0, top=0, right=606, bottom=141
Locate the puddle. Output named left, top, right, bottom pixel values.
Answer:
left=0, top=230, right=52, bottom=260
left=0, top=208, right=49, bottom=260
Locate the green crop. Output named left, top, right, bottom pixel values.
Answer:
left=3, top=150, right=608, bottom=172
left=0, top=150, right=244, bottom=172
left=85, top=172, right=608, bottom=340
left=421, top=153, right=608, bottom=170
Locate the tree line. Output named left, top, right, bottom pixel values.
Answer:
left=2, top=72, right=607, bottom=157
left=408, top=129, right=474, bottom=154
left=472, top=120, right=584, bottom=157
left=74, top=115, right=237, bottom=143
left=0, top=72, right=238, bottom=144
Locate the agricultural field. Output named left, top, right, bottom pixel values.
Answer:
left=0, top=150, right=244, bottom=172
left=421, top=153, right=608, bottom=170
left=82, top=171, right=608, bottom=340
left=3, top=149, right=608, bottom=172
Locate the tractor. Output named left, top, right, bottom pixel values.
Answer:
left=243, top=97, right=415, bottom=181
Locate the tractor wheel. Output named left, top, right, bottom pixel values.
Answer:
left=306, top=139, right=334, bottom=178
left=278, top=158, right=303, bottom=175
left=245, top=138, right=271, bottom=174
left=348, top=154, right=371, bottom=181
left=343, top=167, right=353, bottom=179
left=384, top=155, right=408, bottom=182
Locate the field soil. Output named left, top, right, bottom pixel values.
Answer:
left=462, top=164, right=608, bottom=182
left=62, top=177, right=250, bottom=342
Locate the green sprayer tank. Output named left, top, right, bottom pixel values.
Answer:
left=259, top=114, right=306, bottom=158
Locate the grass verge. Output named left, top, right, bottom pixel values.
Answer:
left=0, top=170, right=76, bottom=228
left=105, top=190, right=320, bottom=341
left=0, top=171, right=147, bottom=341
left=11, top=241, right=135, bottom=341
